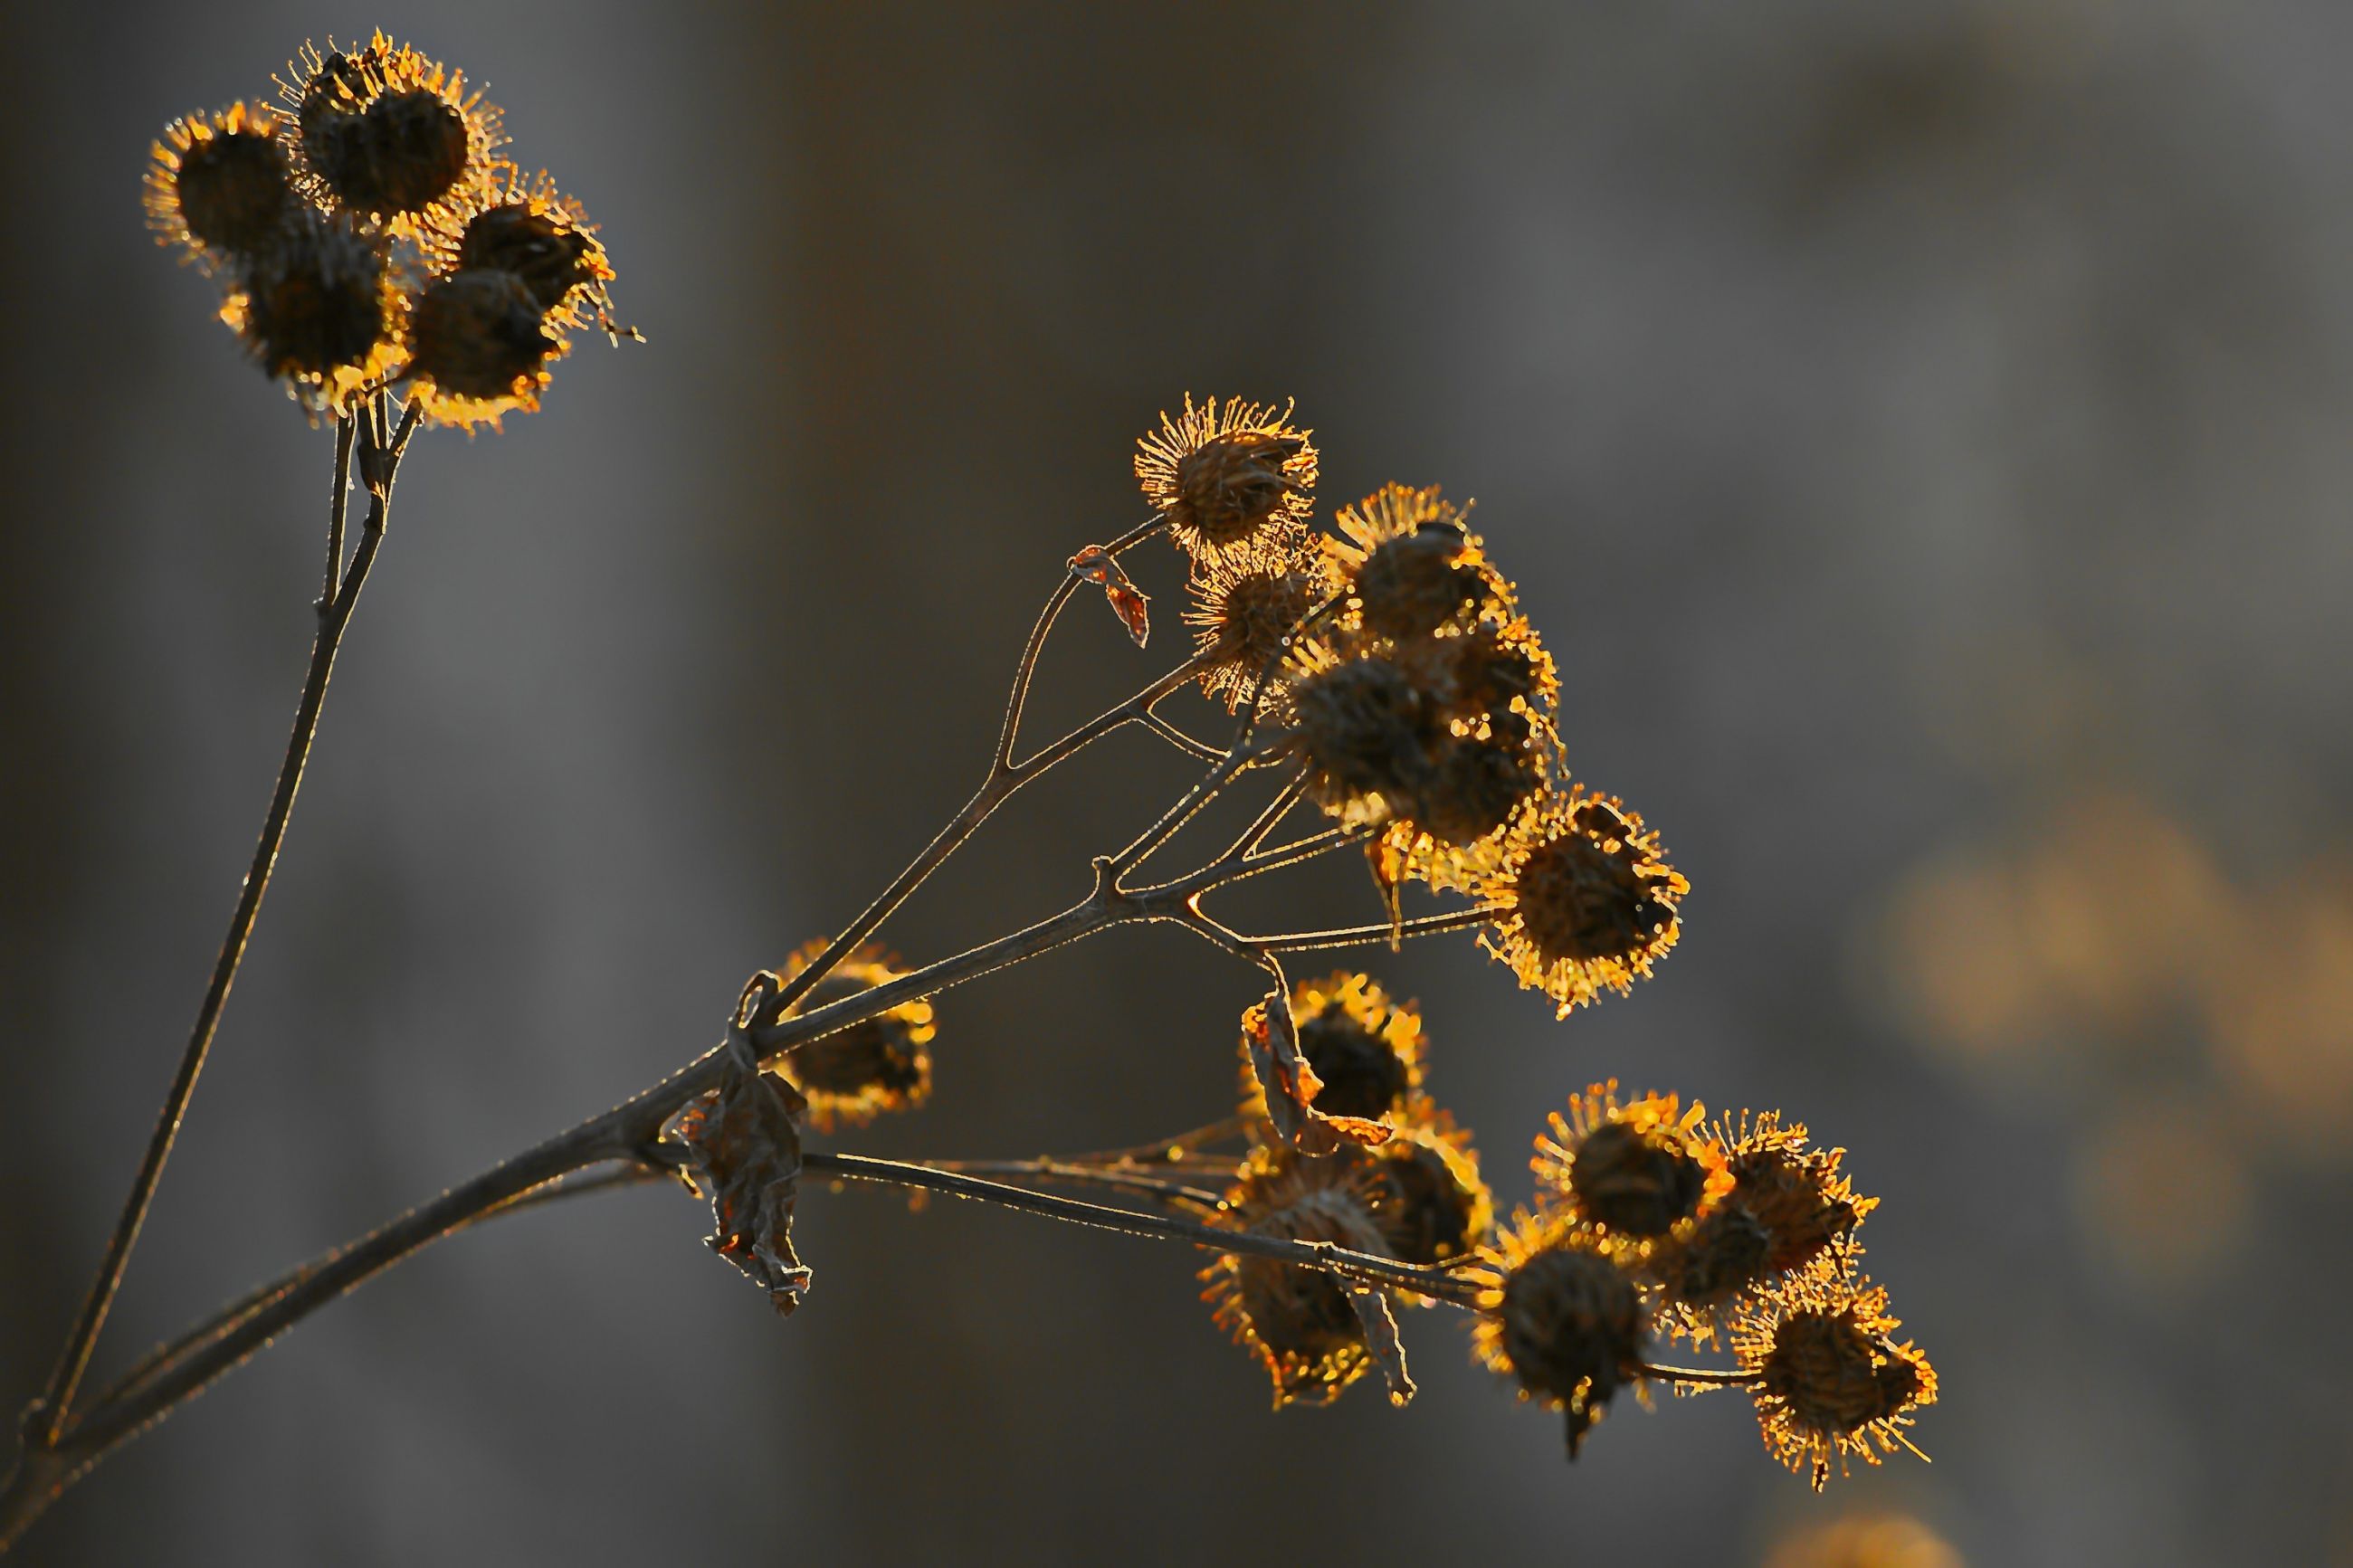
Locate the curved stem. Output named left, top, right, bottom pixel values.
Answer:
left=763, top=518, right=1178, bottom=1022
left=29, top=403, right=413, bottom=1451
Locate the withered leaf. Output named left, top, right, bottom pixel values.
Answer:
left=1338, top=1279, right=1416, bottom=1407
left=673, top=977, right=814, bottom=1315
left=1242, top=991, right=1393, bottom=1156
left=1068, top=544, right=1151, bottom=648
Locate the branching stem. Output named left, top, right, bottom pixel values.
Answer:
left=0, top=509, right=1510, bottom=1550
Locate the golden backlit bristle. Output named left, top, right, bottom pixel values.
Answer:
left=1184, top=537, right=1321, bottom=713
left=1532, top=1081, right=1734, bottom=1248
left=277, top=33, right=505, bottom=234
left=1135, top=394, right=1319, bottom=562
left=1478, top=787, right=1688, bottom=1016
left=1730, top=1274, right=1937, bottom=1489
left=144, top=102, right=297, bottom=270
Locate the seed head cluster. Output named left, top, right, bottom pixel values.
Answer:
left=147, top=33, right=626, bottom=423
left=1133, top=408, right=1678, bottom=1010
left=1120, top=398, right=1930, bottom=1482
left=1464, top=1079, right=1931, bottom=1479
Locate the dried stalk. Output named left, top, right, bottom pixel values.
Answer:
left=26, top=399, right=418, bottom=1454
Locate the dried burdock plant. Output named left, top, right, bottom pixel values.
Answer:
left=0, top=30, right=1937, bottom=1552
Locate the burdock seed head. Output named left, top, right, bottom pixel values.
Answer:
left=430, top=168, right=618, bottom=332
left=1135, top=394, right=1319, bottom=563
left=1184, top=538, right=1319, bottom=714
left=1472, top=1209, right=1647, bottom=1458
left=1418, top=728, right=1547, bottom=849
left=1286, top=642, right=1443, bottom=826
left=1731, top=1275, right=1937, bottom=1489
left=760, top=940, right=938, bottom=1134
left=405, top=269, right=562, bottom=430
left=1201, top=1149, right=1395, bottom=1408
left=1478, top=788, right=1688, bottom=1017
left=1370, top=1116, right=1494, bottom=1269
left=279, top=33, right=504, bottom=232
left=146, top=103, right=298, bottom=268
left=1533, top=1081, right=1732, bottom=1244
left=1328, top=484, right=1512, bottom=641
left=224, top=209, right=406, bottom=413
left=1721, top=1112, right=1876, bottom=1276
left=1644, top=1113, right=1877, bottom=1345
left=1430, top=616, right=1558, bottom=730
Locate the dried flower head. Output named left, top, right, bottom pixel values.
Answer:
left=1534, top=1082, right=1733, bottom=1245
left=1651, top=1111, right=1877, bottom=1342
left=1726, top=1113, right=1874, bottom=1275
left=1731, top=1275, right=1936, bottom=1488
left=223, top=210, right=405, bottom=413
left=763, top=940, right=938, bottom=1134
left=1423, top=616, right=1560, bottom=733
left=1472, top=1208, right=1647, bottom=1457
left=1327, top=484, right=1512, bottom=641
left=1650, top=1205, right=1776, bottom=1342
left=1201, top=1149, right=1396, bottom=1407
left=1479, top=788, right=1689, bottom=1016
left=145, top=103, right=297, bottom=269
left=1136, top=395, right=1318, bottom=561
left=1418, top=729, right=1548, bottom=849
left=404, top=269, right=562, bottom=429
left=428, top=168, right=617, bottom=332
left=1370, top=1115, right=1494, bottom=1269
left=1237, top=972, right=1427, bottom=1126
left=279, top=33, right=504, bottom=231
left=1285, top=640, right=1443, bottom=827
left=1184, top=542, right=1319, bottom=712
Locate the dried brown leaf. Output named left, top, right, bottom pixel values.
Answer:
left=674, top=976, right=814, bottom=1315
left=1069, top=544, right=1151, bottom=648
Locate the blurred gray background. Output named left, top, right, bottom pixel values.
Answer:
left=5, top=2, right=2350, bottom=1563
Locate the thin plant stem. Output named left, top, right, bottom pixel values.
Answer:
left=1244, top=904, right=1505, bottom=954
left=320, top=416, right=355, bottom=611
left=1634, top=1363, right=1758, bottom=1390
left=1229, top=769, right=1309, bottom=860
left=918, top=1159, right=1225, bottom=1210
left=27, top=401, right=414, bottom=1452
left=804, top=1153, right=1486, bottom=1301
left=1135, top=709, right=1224, bottom=762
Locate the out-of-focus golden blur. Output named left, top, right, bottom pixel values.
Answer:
left=5, top=4, right=2348, bottom=1563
